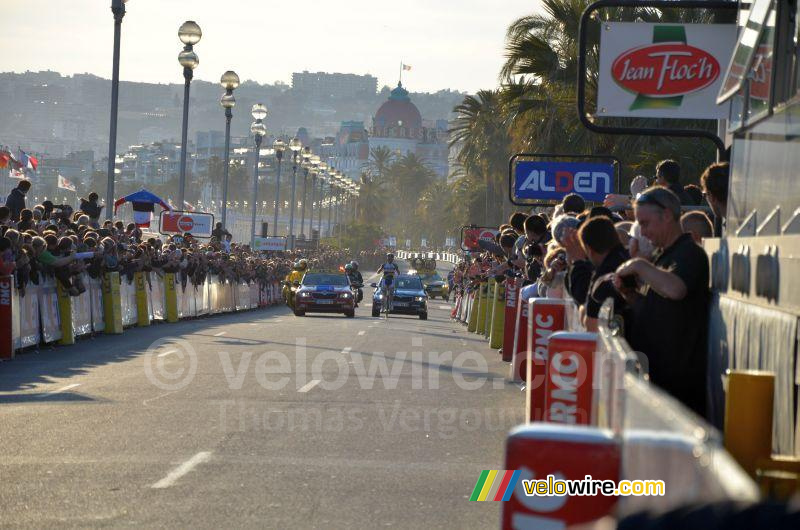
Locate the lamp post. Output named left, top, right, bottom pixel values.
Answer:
left=106, top=0, right=128, bottom=221
left=272, top=139, right=286, bottom=236
left=249, top=104, right=267, bottom=248
left=177, top=20, right=201, bottom=212
left=219, top=70, right=239, bottom=230
left=287, top=137, right=302, bottom=248
left=299, top=147, right=312, bottom=240
left=317, top=162, right=328, bottom=237
left=308, top=155, right=320, bottom=240
left=327, top=176, right=335, bottom=238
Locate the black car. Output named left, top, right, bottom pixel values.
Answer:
left=371, top=274, right=428, bottom=319
left=294, top=272, right=356, bottom=317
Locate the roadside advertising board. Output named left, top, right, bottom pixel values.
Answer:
left=159, top=211, right=214, bottom=238
left=597, top=23, right=736, bottom=119
left=253, top=236, right=287, bottom=251
left=460, top=226, right=500, bottom=252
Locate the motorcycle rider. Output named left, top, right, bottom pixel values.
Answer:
left=347, top=261, right=364, bottom=304
left=283, top=259, right=308, bottom=308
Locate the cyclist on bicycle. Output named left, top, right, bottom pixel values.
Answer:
left=376, top=253, right=400, bottom=312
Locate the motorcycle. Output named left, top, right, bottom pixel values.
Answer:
left=349, top=281, right=364, bottom=306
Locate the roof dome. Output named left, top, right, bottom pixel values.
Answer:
left=373, top=82, right=422, bottom=139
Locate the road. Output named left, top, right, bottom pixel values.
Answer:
left=0, top=261, right=522, bottom=529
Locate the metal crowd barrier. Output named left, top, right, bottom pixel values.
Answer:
left=0, top=272, right=282, bottom=360
left=445, top=280, right=759, bottom=527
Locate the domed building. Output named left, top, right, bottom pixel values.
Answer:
left=369, top=82, right=449, bottom=179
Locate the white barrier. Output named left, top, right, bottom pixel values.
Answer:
left=37, top=278, right=61, bottom=344
left=7, top=272, right=282, bottom=356
left=71, top=276, right=93, bottom=337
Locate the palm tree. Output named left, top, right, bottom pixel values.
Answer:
left=366, top=146, right=395, bottom=181
left=449, top=90, right=510, bottom=225
left=356, top=173, right=387, bottom=226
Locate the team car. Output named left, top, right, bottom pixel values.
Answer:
left=293, top=271, right=356, bottom=318
left=371, top=274, right=428, bottom=319
left=408, top=269, right=450, bottom=300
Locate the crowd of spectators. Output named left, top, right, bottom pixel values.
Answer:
left=0, top=182, right=386, bottom=299
left=452, top=159, right=729, bottom=419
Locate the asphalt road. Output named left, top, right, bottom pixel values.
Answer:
left=0, top=261, right=522, bottom=529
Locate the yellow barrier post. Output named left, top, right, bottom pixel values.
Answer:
left=724, top=370, right=774, bottom=477
left=468, top=287, right=480, bottom=332
left=467, top=288, right=479, bottom=332
left=102, top=272, right=123, bottom=334
left=483, top=278, right=496, bottom=338
left=164, top=273, right=179, bottom=323
left=489, top=280, right=505, bottom=349
left=476, top=281, right=488, bottom=335
left=56, top=281, right=75, bottom=345
left=134, top=271, right=151, bottom=327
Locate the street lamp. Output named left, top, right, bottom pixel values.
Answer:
left=272, top=139, right=286, bottom=236
left=299, top=146, right=312, bottom=240
left=177, top=20, right=201, bottom=212
left=250, top=103, right=267, bottom=248
left=219, top=70, right=239, bottom=231
left=287, top=137, right=302, bottom=248
left=106, top=0, right=129, bottom=220
left=316, top=165, right=326, bottom=237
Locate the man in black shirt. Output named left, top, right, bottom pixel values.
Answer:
left=614, top=186, right=710, bottom=417
left=577, top=216, right=630, bottom=332
left=654, top=159, right=694, bottom=206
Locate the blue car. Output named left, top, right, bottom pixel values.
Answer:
left=371, top=274, right=428, bottom=319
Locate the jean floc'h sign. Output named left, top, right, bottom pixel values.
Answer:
left=512, top=160, right=615, bottom=203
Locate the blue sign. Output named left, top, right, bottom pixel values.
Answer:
left=513, top=160, right=615, bottom=202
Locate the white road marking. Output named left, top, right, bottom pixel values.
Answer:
left=341, top=347, right=352, bottom=354
left=151, top=451, right=212, bottom=489
left=297, top=379, right=321, bottom=393
left=158, top=349, right=177, bottom=358
left=213, top=331, right=227, bottom=337
left=438, top=305, right=450, bottom=310
left=38, top=383, right=80, bottom=397
left=357, top=331, right=365, bottom=336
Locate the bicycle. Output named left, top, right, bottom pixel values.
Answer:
left=381, top=281, right=394, bottom=318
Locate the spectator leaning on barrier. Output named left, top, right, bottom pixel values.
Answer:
left=700, top=161, right=729, bottom=237
left=578, top=216, right=631, bottom=333
left=613, top=186, right=710, bottom=417
left=5, top=179, right=31, bottom=221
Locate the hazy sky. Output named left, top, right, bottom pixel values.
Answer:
left=0, top=0, right=542, bottom=93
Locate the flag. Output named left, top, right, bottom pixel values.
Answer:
left=9, top=169, right=25, bottom=179
left=17, top=149, right=38, bottom=170
left=402, top=63, right=412, bottom=71
left=58, top=174, right=77, bottom=192
left=0, top=151, right=9, bottom=169
left=183, top=200, right=195, bottom=211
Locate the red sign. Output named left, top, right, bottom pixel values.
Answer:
left=501, top=277, right=519, bottom=362
left=545, top=332, right=597, bottom=425
left=159, top=210, right=214, bottom=238
left=526, top=299, right=567, bottom=422
left=612, top=43, right=721, bottom=97
left=0, top=275, right=14, bottom=360
left=461, top=226, right=500, bottom=252
left=502, top=424, right=620, bottom=528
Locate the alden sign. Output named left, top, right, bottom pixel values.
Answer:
left=598, top=23, right=736, bottom=119
left=513, top=161, right=614, bottom=203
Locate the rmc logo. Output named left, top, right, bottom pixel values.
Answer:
left=514, top=161, right=615, bottom=202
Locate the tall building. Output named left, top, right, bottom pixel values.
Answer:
left=324, top=121, right=369, bottom=181
left=369, top=82, right=449, bottom=179
left=291, top=71, right=378, bottom=99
